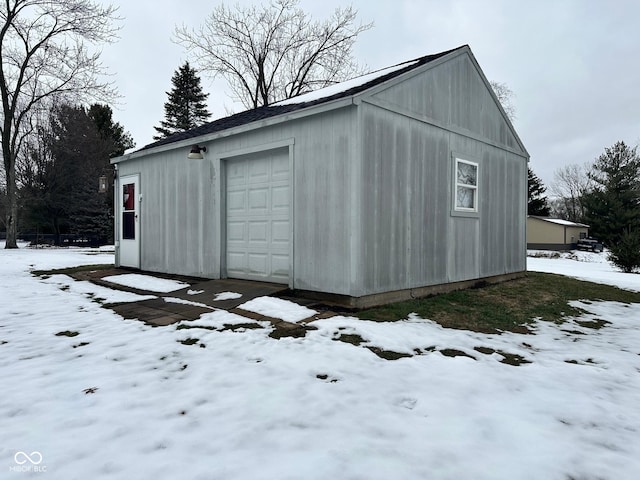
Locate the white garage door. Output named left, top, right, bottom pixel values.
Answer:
left=225, top=149, right=290, bottom=284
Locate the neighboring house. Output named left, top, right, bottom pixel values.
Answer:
left=111, top=45, right=529, bottom=308
left=527, top=216, right=589, bottom=250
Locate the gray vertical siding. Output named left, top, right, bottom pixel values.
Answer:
left=117, top=107, right=358, bottom=294
left=359, top=103, right=526, bottom=296
left=290, top=109, right=355, bottom=293
left=118, top=152, right=213, bottom=277
left=371, top=52, right=523, bottom=153
left=357, top=49, right=527, bottom=296
left=361, top=109, right=453, bottom=293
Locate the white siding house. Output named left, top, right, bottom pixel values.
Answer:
left=111, top=45, right=529, bottom=308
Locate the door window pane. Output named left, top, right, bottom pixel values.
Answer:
left=123, top=212, right=135, bottom=239
left=123, top=184, right=135, bottom=211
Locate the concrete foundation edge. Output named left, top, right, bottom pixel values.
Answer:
left=527, top=243, right=576, bottom=251
left=293, top=272, right=527, bottom=310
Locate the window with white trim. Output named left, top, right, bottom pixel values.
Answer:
left=455, top=158, right=478, bottom=212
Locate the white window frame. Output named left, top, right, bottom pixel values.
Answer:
left=453, top=157, right=479, bottom=214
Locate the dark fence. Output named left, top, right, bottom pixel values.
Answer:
left=16, top=233, right=107, bottom=248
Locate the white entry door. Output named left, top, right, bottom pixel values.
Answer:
left=225, top=149, right=290, bottom=284
left=119, top=174, right=140, bottom=268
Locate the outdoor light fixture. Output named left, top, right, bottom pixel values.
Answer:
left=98, top=175, right=108, bottom=193
left=187, top=145, right=207, bottom=160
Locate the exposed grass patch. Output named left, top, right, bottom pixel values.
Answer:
left=439, top=348, right=475, bottom=360
left=565, top=358, right=597, bottom=365
left=470, top=346, right=531, bottom=365
left=414, top=346, right=437, bottom=355
left=498, top=352, right=531, bottom=366
left=268, top=324, right=315, bottom=339
left=356, top=272, right=640, bottom=333
left=474, top=346, right=496, bottom=355
left=575, top=319, right=611, bottom=330
left=366, top=347, right=412, bottom=360
left=178, top=338, right=199, bottom=346
left=176, top=324, right=216, bottom=331
left=561, top=329, right=586, bottom=335
left=334, top=333, right=365, bottom=346
left=55, top=330, right=79, bottom=337
left=220, top=322, right=264, bottom=332
left=32, top=264, right=114, bottom=277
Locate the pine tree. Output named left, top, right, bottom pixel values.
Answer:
left=583, top=141, right=640, bottom=244
left=47, top=105, right=114, bottom=243
left=20, top=103, right=134, bottom=244
left=89, top=104, right=135, bottom=157
left=527, top=167, right=551, bottom=216
left=583, top=141, right=640, bottom=272
left=153, top=62, right=211, bottom=140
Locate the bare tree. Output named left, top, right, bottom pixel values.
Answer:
left=174, top=0, right=372, bottom=110
left=550, top=163, right=592, bottom=222
left=1, top=0, right=119, bottom=248
left=490, top=80, right=516, bottom=121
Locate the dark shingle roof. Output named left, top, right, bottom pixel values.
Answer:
left=140, top=46, right=466, bottom=152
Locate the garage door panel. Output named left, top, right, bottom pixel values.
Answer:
left=248, top=188, right=269, bottom=211
left=227, top=251, right=247, bottom=273
left=271, top=255, right=289, bottom=278
left=271, top=155, right=289, bottom=181
left=227, top=221, right=246, bottom=242
left=227, top=190, right=246, bottom=213
left=271, top=220, right=289, bottom=244
left=248, top=254, right=268, bottom=276
left=272, top=185, right=290, bottom=210
left=225, top=149, right=290, bottom=284
left=227, top=162, right=247, bottom=185
left=249, top=221, right=268, bottom=243
left=249, top=159, right=269, bottom=183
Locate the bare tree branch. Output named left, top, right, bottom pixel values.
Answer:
left=550, top=163, right=592, bottom=222
left=174, top=0, right=372, bottom=110
left=490, top=80, right=516, bottom=121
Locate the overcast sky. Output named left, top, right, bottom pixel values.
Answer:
left=100, top=0, right=640, bottom=187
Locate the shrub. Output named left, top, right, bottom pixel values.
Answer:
left=608, top=229, right=640, bottom=273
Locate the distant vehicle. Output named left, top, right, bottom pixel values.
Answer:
left=576, top=237, right=603, bottom=253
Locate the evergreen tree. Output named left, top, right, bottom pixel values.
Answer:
left=583, top=141, right=640, bottom=271
left=89, top=104, right=135, bottom=157
left=527, top=167, right=551, bottom=216
left=47, top=105, right=114, bottom=242
left=153, top=62, right=211, bottom=140
left=20, top=103, right=134, bottom=244
left=608, top=229, right=640, bottom=273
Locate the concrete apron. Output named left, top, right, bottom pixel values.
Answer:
left=71, top=268, right=334, bottom=338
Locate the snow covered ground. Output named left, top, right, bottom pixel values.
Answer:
left=1, top=245, right=640, bottom=479
left=528, top=249, right=640, bottom=292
